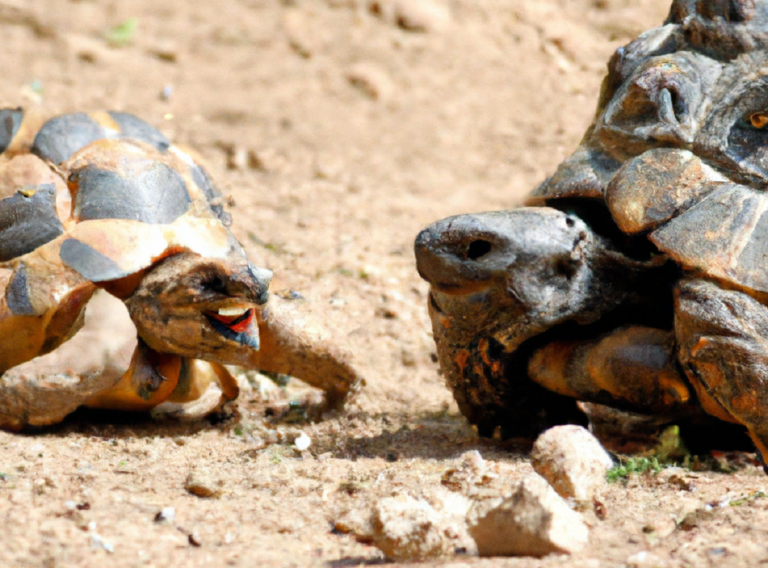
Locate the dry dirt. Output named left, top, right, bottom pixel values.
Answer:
left=2, top=0, right=768, bottom=567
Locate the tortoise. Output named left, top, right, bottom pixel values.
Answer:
left=415, top=0, right=768, bottom=458
left=0, top=108, right=360, bottom=429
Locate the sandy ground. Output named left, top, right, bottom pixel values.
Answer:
left=2, top=0, right=768, bottom=566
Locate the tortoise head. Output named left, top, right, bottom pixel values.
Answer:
left=125, top=253, right=272, bottom=365
left=417, top=0, right=768, bottom=332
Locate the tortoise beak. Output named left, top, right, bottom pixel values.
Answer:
left=201, top=262, right=271, bottom=350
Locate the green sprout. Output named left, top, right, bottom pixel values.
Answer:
left=606, top=457, right=664, bottom=483
left=105, top=18, right=138, bottom=47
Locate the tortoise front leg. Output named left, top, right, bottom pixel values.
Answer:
left=248, top=295, right=362, bottom=410
left=675, top=279, right=768, bottom=457
left=528, top=326, right=697, bottom=417
left=151, top=359, right=240, bottom=420
left=85, top=339, right=181, bottom=412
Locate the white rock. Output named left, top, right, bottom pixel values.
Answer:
left=626, top=551, right=668, bottom=568
left=531, top=425, right=614, bottom=501
left=294, top=432, right=312, bottom=451
left=468, top=473, right=589, bottom=557
left=371, top=493, right=471, bottom=560
left=155, top=506, right=176, bottom=524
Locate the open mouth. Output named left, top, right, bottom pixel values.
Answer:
left=204, top=306, right=260, bottom=349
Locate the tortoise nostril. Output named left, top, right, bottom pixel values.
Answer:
left=465, top=239, right=492, bottom=260
left=203, top=275, right=227, bottom=294
left=658, top=87, right=687, bottom=125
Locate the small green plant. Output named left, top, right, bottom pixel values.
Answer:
left=653, top=425, right=690, bottom=463
left=729, top=491, right=766, bottom=507
left=606, top=457, right=664, bottom=483
left=105, top=17, right=138, bottom=47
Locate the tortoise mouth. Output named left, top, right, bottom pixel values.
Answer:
left=203, top=306, right=260, bottom=350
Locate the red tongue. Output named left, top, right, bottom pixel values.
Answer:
left=209, top=310, right=254, bottom=333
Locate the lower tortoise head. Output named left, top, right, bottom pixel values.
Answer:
left=126, top=253, right=272, bottom=365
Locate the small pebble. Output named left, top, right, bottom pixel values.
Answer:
left=371, top=493, right=468, bottom=561
left=468, top=473, right=589, bottom=557
left=90, top=533, right=114, bottom=553
left=188, top=531, right=202, bottom=547
left=185, top=468, right=223, bottom=499
left=531, top=425, right=613, bottom=502
left=154, top=507, right=176, bottom=524
left=369, top=0, right=450, bottom=32
left=295, top=432, right=312, bottom=451
left=161, top=85, right=174, bottom=101
left=346, top=63, right=394, bottom=101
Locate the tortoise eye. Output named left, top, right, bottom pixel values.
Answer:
left=749, top=113, right=768, bottom=129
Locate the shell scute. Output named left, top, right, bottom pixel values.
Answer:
left=0, top=184, right=64, bottom=262
left=5, top=263, right=36, bottom=316
left=61, top=220, right=167, bottom=282
left=0, top=108, right=23, bottom=155
left=71, top=159, right=191, bottom=224
left=650, top=184, right=768, bottom=292
left=32, top=111, right=171, bottom=165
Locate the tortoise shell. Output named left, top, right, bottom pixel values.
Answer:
left=0, top=109, right=233, bottom=275
left=0, top=110, right=240, bottom=372
left=527, top=1, right=768, bottom=296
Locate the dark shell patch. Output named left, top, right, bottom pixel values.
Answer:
left=32, top=113, right=106, bottom=164
left=0, top=108, right=23, bottom=155
left=6, top=264, right=35, bottom=316
left=60, top=238, right=130, bottom=282
left=73, top=161, right=191, bottom=224
left=32, top=112, right=171, bottom=164
left=108, top=112, right=170, bottom=152
left=0, top=183, right=64, bottom=262
left=191, top=164, right=232, bottom=226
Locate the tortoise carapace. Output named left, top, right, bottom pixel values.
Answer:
left=415, top=0, right=768, bottom=458
left=0, top=110, right=359, bottom=428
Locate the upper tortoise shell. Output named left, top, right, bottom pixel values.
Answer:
left=529, top=0, right=768, bottom=295
left=0, top=109, right=239, bottom=293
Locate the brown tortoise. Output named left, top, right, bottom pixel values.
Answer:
left=0, top=109, right=359, bottom=428
left=415, top=0, right=768, bottom=459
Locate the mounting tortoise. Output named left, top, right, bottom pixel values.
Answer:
left=0, top=109, right=360, bottom=428
left=415, top=0, right=768, bottom=457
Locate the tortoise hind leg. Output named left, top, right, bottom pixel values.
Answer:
left=528, top=326, right=698, bottom=418
left=0, top=290, right=129, bottom=429
left=675, top=278, right=768, bottom=458
left=0, top=262, right=96, bottom=375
